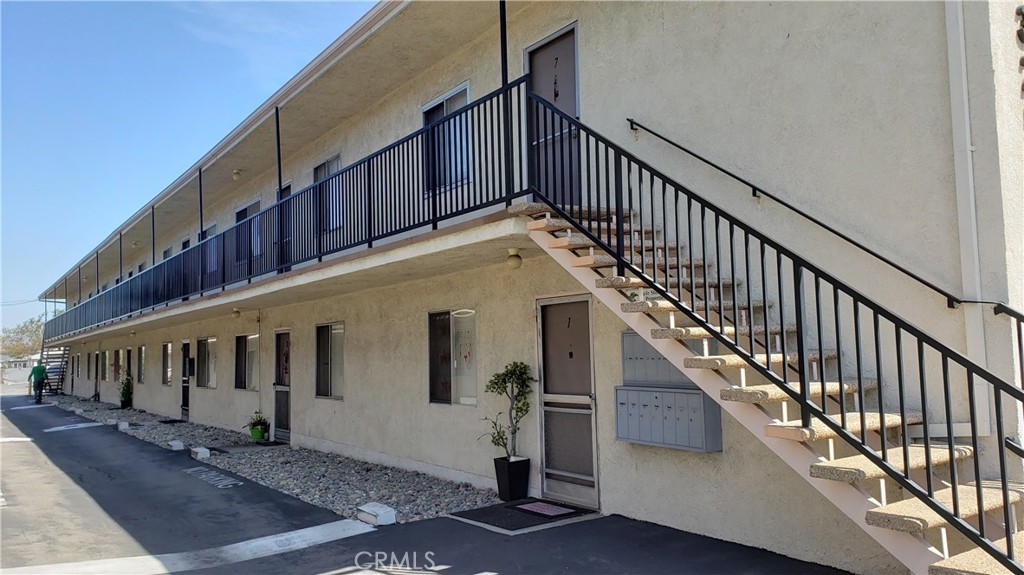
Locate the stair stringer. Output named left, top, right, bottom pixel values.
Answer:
left=529, top=228, right=941, bottom=575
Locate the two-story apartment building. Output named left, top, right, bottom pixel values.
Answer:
left=38, top=2, right=1024, bottom=573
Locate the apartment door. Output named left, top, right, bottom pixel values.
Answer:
left=180, top=341, right=191, bottom=421
left=528, top=28, right=580, bottom=206
left=539, top=298, right=598, bottom=508
left=277, top=185, right=292, bottom=273
left=274, top=332, right=291, bottom=441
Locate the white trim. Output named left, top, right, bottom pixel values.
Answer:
left=945, top=0, right=990, bottom=435
left=421, top=81, right=471, bottom=114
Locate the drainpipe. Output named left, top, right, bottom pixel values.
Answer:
left=945, top=0, right=990, bottom=435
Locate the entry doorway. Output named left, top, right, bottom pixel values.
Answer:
left=527, top=27, right=580, bottom=206
left=181, top=341, right=191, bottom=421
left=274, top=332, right=291, bottom=441
left=538, top=297, right=598, bottom=509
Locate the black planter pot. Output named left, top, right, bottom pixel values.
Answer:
left=493, top=456, right=530, bottom=501
left=120, top=399, right=131, bottom=409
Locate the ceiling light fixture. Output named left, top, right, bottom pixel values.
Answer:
left=506, top=247, right=523, bottom=270
left=232, top=169, right=242, bottom=181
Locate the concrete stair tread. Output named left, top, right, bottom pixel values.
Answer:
left=810, top=444, right=973, bottom=483
left=548, top=235, right=683, bottom=254
left=621, top=299, right=763, bottom=315
left=508, top=202, right=634, bottom=220
left=765, top=411, right=922, bottom=442
left=574, top=254, right=705, bottom=269
left=526, top=217, right=658, bottom=236
left=866, top=483, right=1024, bottom=535
left=930, top=532, right=1024, bottom=575
left=683, top=349, right=836, bottom=370
left=596, top=276, right=738, bottom=290
left=720, top=379, right=878, bottom=405
left=651, top=324, right=791, bottom=340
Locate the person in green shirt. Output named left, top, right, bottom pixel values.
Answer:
left=28, top=361, right=47, bottom=404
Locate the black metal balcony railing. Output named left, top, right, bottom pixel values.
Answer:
left=44, top=77, right=529, bottom=341
left=43, top=74, right=1024, bottom=571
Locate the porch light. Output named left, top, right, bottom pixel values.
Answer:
left=232, top=308, right=241, bottom=318
left=452, top=309, right=476, bottom=318
left=232, top=169, right=242, bottom=181
left=130, top=330, right=136, bottom=337
left=506, top=248, right=522, bottom=270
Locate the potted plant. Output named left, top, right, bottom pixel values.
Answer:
left=481, top=361, right=536, bottom=501
left=245, top=411, right=270, bottom=440
left=118, top=374, right=133, bottom=409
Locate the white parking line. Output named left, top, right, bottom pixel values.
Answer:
left=43, top=422, right=105, bottom=433
left=3, top=519, right=375, bottom=574
left=10, top=403, right=56, bottom=410
left=0, top=437, right=33, bottom=443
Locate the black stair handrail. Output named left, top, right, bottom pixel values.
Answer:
left=626, top=118, right=965, bottom=308
left=530, top=94, right=1023, bottom=572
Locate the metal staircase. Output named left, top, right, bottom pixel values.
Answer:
left=516, top=90, right=1024, bottom=574
left=39, top=346, right=69, bottom=395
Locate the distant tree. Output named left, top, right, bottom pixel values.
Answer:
left=1, top=314, right=44, bottom=358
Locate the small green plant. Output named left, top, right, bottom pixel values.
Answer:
left=480, top=361, right=536, bottom=459
left=245, top=410, right=269, bottom=432
left=118, top=374, right=133, bottom=406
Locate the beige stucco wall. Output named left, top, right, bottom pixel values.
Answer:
left=61, top=246, right=902, bottom=573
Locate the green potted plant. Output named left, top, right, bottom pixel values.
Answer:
left=481, top=361, right=536, bottom=501
left=245, top=411, right=270, bottom=440
left=118, top=374, right=133, bottom=409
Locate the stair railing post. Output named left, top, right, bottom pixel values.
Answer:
left=614, top=152, right=625, bottom=277
left=793, top=260, right=812, bottom=427
left=525, top=78, right=535, bottom=193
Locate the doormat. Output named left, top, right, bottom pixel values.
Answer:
left=158, top=419, right=186, bottom=424
left=514, top=501, right=577, bottom=517
left=450, top=498, right=594, bottom=533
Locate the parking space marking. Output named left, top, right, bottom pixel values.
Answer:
left=43, top=422, right=105, bottom=433
left=10, top=404, right=56, bottom=410
left=3, top=519, right=375, bottom=574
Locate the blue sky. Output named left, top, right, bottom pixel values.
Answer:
left=1, top=1, right=373, bottom=329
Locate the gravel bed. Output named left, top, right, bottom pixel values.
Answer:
left=52, top=396, right=251, bottom=449
left=51, top=395, right=500, bottom=523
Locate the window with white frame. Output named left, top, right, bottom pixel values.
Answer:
left=423, top=86, right=469, bottom=194
left=138, top=346, right=146, bottom=384
left=197, top=338, right=217, bottom=388
left=428, top=309, right=477, bottom=405
left=161, top=343, right=172, bottom=385
left=234, top=334, right=259, bottom=390
left=315, top=322, right=344, bottom=399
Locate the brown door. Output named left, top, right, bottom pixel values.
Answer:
left=274, top=332, right=291, bottom=441
left=529, top=29, right=580, bottom=207
left=539, top=298, right=597, bottom=508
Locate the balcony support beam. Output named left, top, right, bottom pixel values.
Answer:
left=198, top=168, right=204, bottom=240
left=150, top=206, right=156, bottom=267
left=275, top=106, right=283, bottom=199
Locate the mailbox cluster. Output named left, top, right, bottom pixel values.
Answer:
left=616, top=332, right=723, bottom=452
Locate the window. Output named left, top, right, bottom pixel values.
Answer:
left=314, top=154, right=342, bottom=183
left=162, top=247, right=173, bottom=261
left=101, top=350, right=109, bottom=381
left=113, top=349, right=123, bottom=381
left=235, top=201, right=262, bottom=261
left=234, top=334, right=259, bottom=390
left=428, top=310, right=477, bottom=405
left=200, top=224, right=217, bottom=241
left=87, top=353, right=91, bottom=379
left=423, top=86, right=469, bottom=193
left=76, top=354, right=81, bottom=378
left=316, top=323, right=344, bottom=399
left=126, top=348, right=133, bottom=379
left=161, top=343, right=172, bottom=386
left=197, top=338, right=217, bottom=388
left=138, top=263, right=146, bottom=273
left=137, top=346, right=146, bottom=384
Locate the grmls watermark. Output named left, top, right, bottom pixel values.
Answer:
left=354, top=551, right=437, bottom=571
